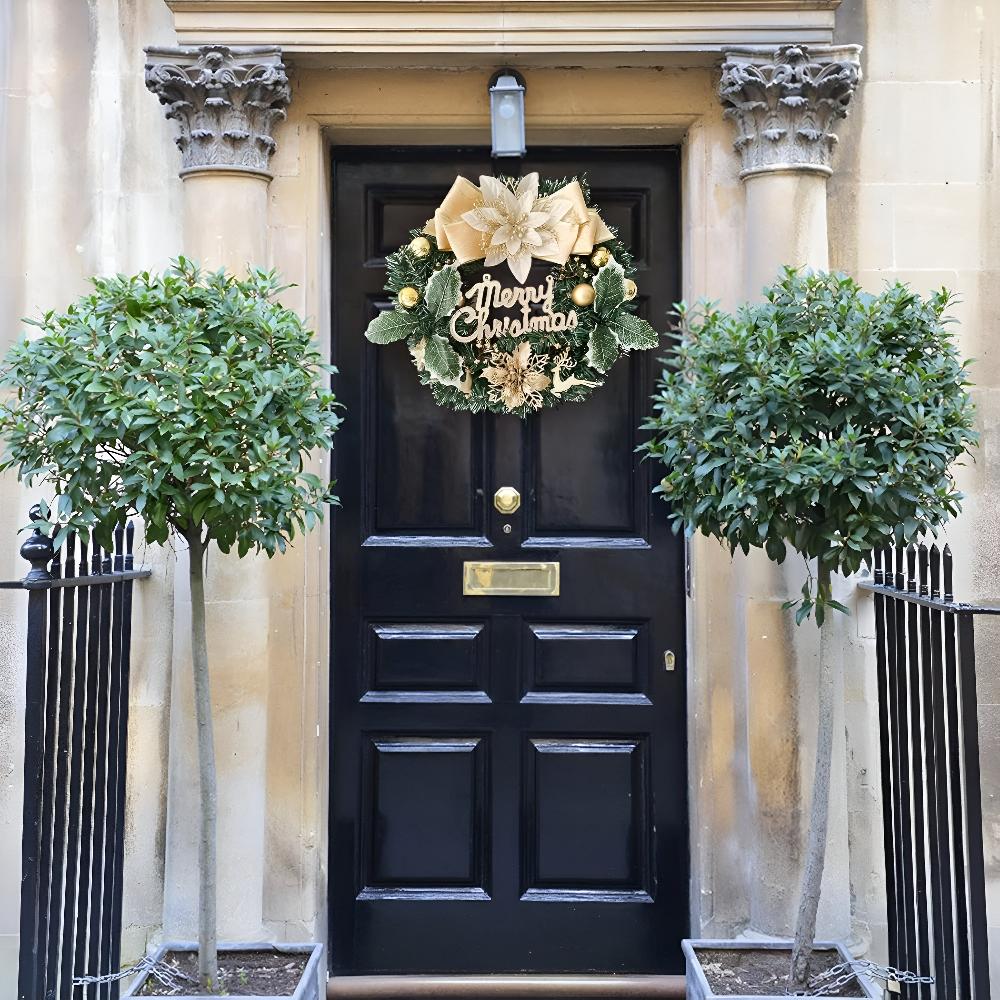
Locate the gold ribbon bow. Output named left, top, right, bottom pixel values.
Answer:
left=424, top=172, right=614, bottom=283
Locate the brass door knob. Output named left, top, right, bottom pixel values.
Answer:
left=493, top=486, right=521, bottom=515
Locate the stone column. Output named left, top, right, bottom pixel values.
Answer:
left=143, top=45, right=290, bottom=942
left=145, top=45, right=289, bottom=268
left=718, top=44, right=862, bottom=938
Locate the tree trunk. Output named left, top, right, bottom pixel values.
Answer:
left=789, top=560, right=837, bottom=990
left=187, top=528, right=219, bottom=991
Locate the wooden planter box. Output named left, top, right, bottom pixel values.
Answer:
left=683, top=939, right=880, bottom=1000
left=121, top=941, right=324, bottom=1000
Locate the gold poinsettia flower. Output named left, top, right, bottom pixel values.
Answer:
left=461, top=174, right=573, bottom=283
left=481, top=340, right=551, bottom=411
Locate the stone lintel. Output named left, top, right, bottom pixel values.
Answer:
left=144, top=44, right=291, bottom=180
left=719, top=44, right=862, bottom=180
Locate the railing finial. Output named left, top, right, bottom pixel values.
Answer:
left=20, top=507, right=54, bottom=584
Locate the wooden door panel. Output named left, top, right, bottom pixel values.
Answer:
left=363, top=622, right=490, bottom=703
left=360, top=735, right=490, bottom=898
left=524, top=356, right=646, bottom=541
left=524, top=737, right=652, bottom=898
left=332, top=147, right=687, bottom=976
left=368, top=342, right=484, bottom=539
left=521, top=622, right=649, bottom=704
left=368, top=186, right=447, bottom=261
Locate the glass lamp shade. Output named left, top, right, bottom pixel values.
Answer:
left=489, top=70, right=526, bottom=158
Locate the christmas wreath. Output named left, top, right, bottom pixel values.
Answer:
left=364, top=172, right=662, bottom=417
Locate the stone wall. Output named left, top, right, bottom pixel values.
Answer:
left=830, top=0, right=1000, bottom=971
left=0, top=0, right=182, bottom=988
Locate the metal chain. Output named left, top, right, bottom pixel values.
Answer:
left=73, top=954, right=197, bottom=990
left=798, top=959, right=934, bottom=997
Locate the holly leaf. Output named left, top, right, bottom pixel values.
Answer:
left=586, top=324, right=620, bottom=374
left=423, top=333, right=462, bottom=381
left=365, top=309, right=419, bottom=345
left=593, top=258, right=627, bottom=318
left=609, top=312, right=659, bottom=351
left=425, top=266, right=462, bottom=320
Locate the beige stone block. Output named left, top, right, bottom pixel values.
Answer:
left=270, top=225, right=309, bottom=317
left=121, top=546, right=173, bottom=949
left=831, top=183, right=894, bottom=273
left=746, top=597, right=802, bottom=934
left=737, top=547, right=812, bottom=603
left=164, top=595, right=271, bottom=940
left=196, top=547, right=272, bottom=604
left=976, top=699, right=1000, bottom=883
left=957, top=387, right=1000, bottom=599
left=964, top=270, right=1000, bottom=389
left=270, top=121, right=302, bottom=178
left=264, top=596, right=319, bottom=924
left=892, top=184, right=983, bottom=271
left=269, top=174, right=309, bottom=231
left=854, top=267, right=959, bottom=298
left=975, top=617, right=1000, bottom=707
left=0, top=937, right=18, bottom=1000
left=863, top=1, right=987, bottom=84
left=688, top=534, right=752, bottom=934
left=119, top=191, right=184, bottom=273
left=852, top=83, right=983, bottom=185
left=258, top=539, right=307, bottom=601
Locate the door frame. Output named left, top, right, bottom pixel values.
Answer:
left=327, top=142, right=689, bottom=976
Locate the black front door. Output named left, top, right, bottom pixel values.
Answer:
left=330, top=147, right=687, bottom=976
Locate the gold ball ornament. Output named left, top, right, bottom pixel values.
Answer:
left=398, top=286, right=421, bottom=309
left=623, top=278, right=638, bottom=301
left=590, top=247, right=611, bottom=268
left=571, top=283, right=596, bottom=308
left=408, top=236, right=432, bottom=258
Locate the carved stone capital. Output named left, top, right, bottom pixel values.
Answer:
left=144, top=45, right=291, bottom=180
left=719, top=44, right=861, bottom=179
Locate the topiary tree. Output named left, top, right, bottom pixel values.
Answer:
left=640, top=268, right=976, bottom=990
left=0, top=259, right=341, bottom=992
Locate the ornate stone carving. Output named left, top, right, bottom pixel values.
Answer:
left=144, top=45, right=291, bottom=179
left=719, top=44, right=861, bottom=178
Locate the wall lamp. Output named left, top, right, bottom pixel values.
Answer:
left=489, top=69, right=526, bottom=159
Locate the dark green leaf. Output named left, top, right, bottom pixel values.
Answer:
left=365, top=309, right=419, bottom=345
left=593, top=258, right=626, bottom=318
left=609, top=312, right=659, bottom=351
left=424, top=266, right=462, bottom=320
left=424, top=334, right=462, bottom=381
left=586, top=324, right=620, bottom=374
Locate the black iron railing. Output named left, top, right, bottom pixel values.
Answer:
left=8, top=518, right=149, bottom=1000
left=860, top=546, right=993, bottom=1000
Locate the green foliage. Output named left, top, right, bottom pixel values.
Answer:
left=424, top=266, right=463, bottom=320
left=586, top=326, right=620, bottom=374
left=0, top=258, right=342, bottom=556
left=640, top=268, right=978, bottom=623
left=593, top=258, right=627, bottom=317
left=424, top=334, right=462, bottom=381
left=608, top=312, right=659, bottom=351
left=365, top=309, right=419, bottom=344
